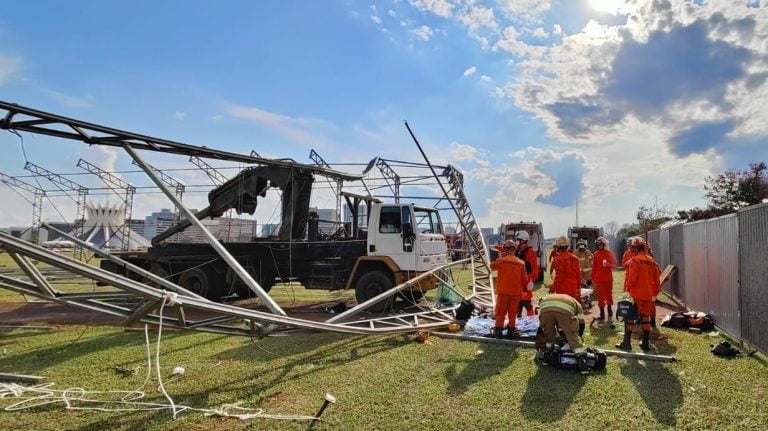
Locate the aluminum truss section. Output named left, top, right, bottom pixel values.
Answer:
left=0, top=231, right=463, bottom=336
left=375, top=158, right=401, bottom=203
left=23, top=162, right=88, bottom=259
left=76, top=159, right=136, bottom=250
left=0, top=101, right=363, bottom=182
left=0, top=172, right=45, bottom=244
left=309, top=149, right=343, bottom=223
left=405, top=122, right=495, bottom=310
left=189, top=156, right=228, bottom=186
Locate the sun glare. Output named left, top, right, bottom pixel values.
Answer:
left=589, top=0, right=622, bottom=14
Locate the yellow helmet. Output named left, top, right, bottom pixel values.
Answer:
left=447, top=322, right=461, bottom=333
left=555, top=236, right=569, bottom=247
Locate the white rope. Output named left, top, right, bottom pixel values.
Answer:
left=0, top=291, right=319, bottom=422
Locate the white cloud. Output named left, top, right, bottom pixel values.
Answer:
left=0, top=55, right=20, bottom=86
left=463, top=66, right=477, bottom=77
left=449, top=142, right=489, bottom=166
left=174, top=111, right=187, bottom=121
left=370, top=15, right=383, bottom=26
left=480, top=75, right=492, bottom=82
left=409, top=0, right=455, bottom=18
left=388, top=9, right=397, bottom=17
left=411, top=25, right=434, bottom=41
left=222, top=102, right=335, bottom=149
left=458, top=6, right=497, bottom=30
left=494, top=25, right=546, bottom=58
left=498, top=0, right=551, bottom=22
left=531, top=27, right=549, bottom=38
left=370, top=5, right=377, bottom=13
left=553, top=24, right=563, bottom=36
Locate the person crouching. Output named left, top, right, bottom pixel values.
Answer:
left=490, top=240, right=532, bottom=339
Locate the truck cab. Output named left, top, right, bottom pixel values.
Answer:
left=347, top=203, right=448, bottom=311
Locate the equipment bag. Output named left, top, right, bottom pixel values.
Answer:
left=615, top=294, right=637, bottom=322
left=711, top=340, right=741, bottom=357
left=661, top=312, right=690, bottom=328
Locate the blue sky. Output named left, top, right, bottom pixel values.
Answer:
left=1, top=0, right=767, bottom=236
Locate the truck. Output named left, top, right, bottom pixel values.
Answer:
left=567, top=226, right=604, bottom=252
left=102, top=165, right=448, bottom=312
left=502, top=221, right=546, bottom=281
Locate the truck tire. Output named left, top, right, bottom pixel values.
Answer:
left=355, top=270, right=394, bottom=313
left=179, top=267, right=223, bottom=301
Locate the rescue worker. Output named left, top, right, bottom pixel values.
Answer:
left=550, top=236, right=581, bottom=302
left=535, top=293, right=586, bottom=360
left=490, top=240, right=531, bottom=339
left=591, top=236, right=617, bottom=322
left=573, top=238, right=594, bottom=286
left=514, top=231, right=539, bottom=317
left=616, top=237, right=660, bottom=351
left=621, top=237, right=638, bottom=292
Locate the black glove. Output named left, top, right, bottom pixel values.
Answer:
left=578, top=321, right=585, bottom=337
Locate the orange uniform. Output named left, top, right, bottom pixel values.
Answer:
left=490, top=253, right=529, bottom=329
left=625, top=252, right=661, bottom=317
left=591, top=249, right=617, bottom=307
left=516, top=245, right=539, bottom=316
left=621, top=249, right=637, bottom=291
left=551, top=251, right=581, bottom=302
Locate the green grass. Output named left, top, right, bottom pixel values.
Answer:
left=1, top=254, right=767, bottom=430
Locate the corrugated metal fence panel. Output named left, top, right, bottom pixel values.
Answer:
left=610, top=238, right=626, bottom=266
left=658, top=228, right=670, bottom=270
left=647, top=229, right=660, bottom=259
left=683, top=221, right=709, bottom=312
left=667, top=224, right=685, bottom=299
left=738, top=202, right=768, bottom=354
left=704, top=214, right=740, bottom=338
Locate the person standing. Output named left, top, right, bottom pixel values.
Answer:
left=550, top=236, right=581, bottom=302
left=591, top=237, right=617, bottom=322
left=490, top=240, right=531, bottom=339
left=573, top=239, right=594, bottom=286
left=616, top=237, right=660, bottom=351
left=514, top=231, right=539, bottom=317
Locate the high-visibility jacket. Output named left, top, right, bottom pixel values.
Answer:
left=515, top=244, right=540, bottom=283
left=551, top=252, right=581, bottom=296
left=591, top=249, right=617, bottom=282
left=621, top=250, right=636, bottom=268
left=574, top=248, right=593, bottom=274
left=490, top=254, right=529, bottom=297
left=625, top=252, right=661, bottom=301
left=539, top=293, right=585, bottom=323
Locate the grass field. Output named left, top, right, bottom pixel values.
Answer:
left=1, top=254, right=767, bottom=430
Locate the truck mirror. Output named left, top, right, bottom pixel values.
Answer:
left=403, top=223, right=414, bottom=238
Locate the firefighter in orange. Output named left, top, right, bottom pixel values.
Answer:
left=616, top=237, right=660, bottom=351
left=514, top=231, right=539, bottom=317
left=621, top=236, right=638, bottom=292
left=591, top=236, right=617, bottom=322
left=550, top=236, right=581, bottom=302
left=490, top=240, right=531, bottom=339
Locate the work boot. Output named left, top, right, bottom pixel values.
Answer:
left=505, top=326, right=521, bottom=340
left=488, top=327, right=503, bottom=339
left=639, top=331, right=651, bottom=351
left=597, top=306, right=605, bottom=321
left=615, top=330, right=632, bottom=351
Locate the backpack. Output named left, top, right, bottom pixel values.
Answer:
left=711, top=340, right=741, bottom=357
left=661, top=312, right=690, bottom=329
left=661, top=311, right=715, bottom=330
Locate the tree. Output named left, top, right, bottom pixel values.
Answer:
left=636, top=203, right=674, bottom=233
left=604, top=221, right=619, bottom=238
left=679, top=162, right=768, bottom=221
left=617, top=223, right=641, bottom=239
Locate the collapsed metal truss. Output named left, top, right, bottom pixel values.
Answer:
left=0, top=172, right=45, bottom=243
left=0, top=101, right=492, bottom=337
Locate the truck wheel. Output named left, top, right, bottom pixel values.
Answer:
left=179, top=267, right=223, bottom=301
left=145, top=263, right=172, bottom=287
left=355, top=270, right=394, bottom=313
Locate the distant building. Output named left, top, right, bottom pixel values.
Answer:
left=129, top=219, right=145, bottom=238
left=316, top=208, right=340, bottom=233
left=143, top=208, right=176, bottom=240
left=342, top=203, right=368, bottom=228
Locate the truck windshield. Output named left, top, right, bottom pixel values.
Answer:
left=414, top=208, right=443, bottom=234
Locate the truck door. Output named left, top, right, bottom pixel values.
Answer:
left=372, top=205, right=415, bottom=270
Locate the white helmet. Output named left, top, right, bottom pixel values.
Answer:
left=515, top=231, right=530, bottom=241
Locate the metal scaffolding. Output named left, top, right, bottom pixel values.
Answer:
left=76, top=159, right=136, bottom=250
left=0, top=172, right=46, bottom=243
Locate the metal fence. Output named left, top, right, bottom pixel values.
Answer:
left=647, top=203, right=768, bottom=353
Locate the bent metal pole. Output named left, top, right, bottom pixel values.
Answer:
left=123, top=144, right=287, bottom=316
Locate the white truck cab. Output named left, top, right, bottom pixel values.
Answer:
left=346, top=202, right=448, bottom=311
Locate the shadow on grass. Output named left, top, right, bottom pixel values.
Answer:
left=620, top=359, right=683, bottom=427
left=520, top=366, right=587, bottom=422
left=443, top=345, right=519, bottom=395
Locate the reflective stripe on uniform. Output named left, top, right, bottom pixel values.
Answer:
left=540, top=298, right=578, bottom=316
